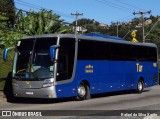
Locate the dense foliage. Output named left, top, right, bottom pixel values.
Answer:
left=0, top=0, right=160, bottom=51
left=0, top=0, right=16, bottom=27
left=74, top=17, right=160, bottom=51
left=0, top=0, right=72, bottom=48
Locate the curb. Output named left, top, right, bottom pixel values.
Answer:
left=0, top=91, right=6, bottom=102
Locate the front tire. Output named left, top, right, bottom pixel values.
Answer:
left=76, top=82, right=91, bottom=101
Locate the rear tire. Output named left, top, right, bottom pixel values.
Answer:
left=76, top=82, right=91, bottom=101
left=136, top=79, right=144, bottom=93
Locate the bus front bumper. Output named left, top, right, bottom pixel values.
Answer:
left=13, top=86, right=57, bottom=99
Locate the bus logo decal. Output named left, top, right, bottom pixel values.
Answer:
left=85, top=64, right=94, bottom=73
left=136, top=63, right=143, bottom=72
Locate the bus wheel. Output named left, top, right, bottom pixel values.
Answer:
left=136, top=79, right=144, bottom=93
left=76, top=82, right=90, bottom=101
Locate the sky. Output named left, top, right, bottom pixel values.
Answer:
left=14, top=0, right=160, bottom=25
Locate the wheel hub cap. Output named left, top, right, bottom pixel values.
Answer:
left=138, top=82, right=142, bottom=91
left=78, top=86, right=86, bottom=97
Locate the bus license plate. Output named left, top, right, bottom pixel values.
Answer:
left=26, top=92, right=33, bottom=95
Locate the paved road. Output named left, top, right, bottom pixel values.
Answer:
left=0, top=85, right=160, bottom=119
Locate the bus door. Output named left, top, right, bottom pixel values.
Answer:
left=56, top=51, right=68, bottom=81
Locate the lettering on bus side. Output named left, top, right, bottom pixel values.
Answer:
left=85, top=64, right=94, bottom=73
left=136, top=63, right=143, bottom=72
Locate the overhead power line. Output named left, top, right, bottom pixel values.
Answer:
left=94, top=0, right=148, bottom=24
left=15, top=0, right=74, bottom=20
left=16, top=0, right=43, bottom=10
left=15, top=8, right=72, bottom=25
left=114, top=0, right=145, bottom=11
left=102, top=0, right=135, bottom=12
left=94, top=0, right=133, bottom=13
left=15, top=1, right=40, bottom=10
left=117, top=15, right=134, bottom=22
left=0, top=8, right=74, bottom=36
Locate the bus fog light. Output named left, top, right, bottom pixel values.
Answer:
left=42, top=82, right=54, bottom=88
left=12, top=82, right=18, bottom=87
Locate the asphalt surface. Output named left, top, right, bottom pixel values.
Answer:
left=0, top=86, right=160, bottom=119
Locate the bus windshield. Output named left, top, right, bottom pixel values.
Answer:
left=13, top=37, right=57, bottom=80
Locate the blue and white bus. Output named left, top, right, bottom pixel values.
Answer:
left=3, top=34, right=158, bottom=100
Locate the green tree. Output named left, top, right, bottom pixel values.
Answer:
left=0, top=13, right=9, bottom=48
left=72, top=18, right=108, bottom=34
left=145, top=18, right=160, bottom=51
left=16, top=9, right=70, bottom=35
left=0, top=12, right=25, bottom=48
left=109, top=19, right=143, bottom=42
left=0, top=0, right=16, bottom=27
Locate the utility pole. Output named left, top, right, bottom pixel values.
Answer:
left=133, top=10, right=151, bottom=43
left=71, top=11, right=83, bottom=34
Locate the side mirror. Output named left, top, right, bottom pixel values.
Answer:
left=3, top=47, right=15, bottom=61
left=50, top=45, right=59, bottom=59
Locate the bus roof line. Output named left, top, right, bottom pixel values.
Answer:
left=20, top=34, right=156, bottom=48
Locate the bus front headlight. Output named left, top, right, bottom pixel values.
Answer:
left=42, top=82, right=54, bottom=88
